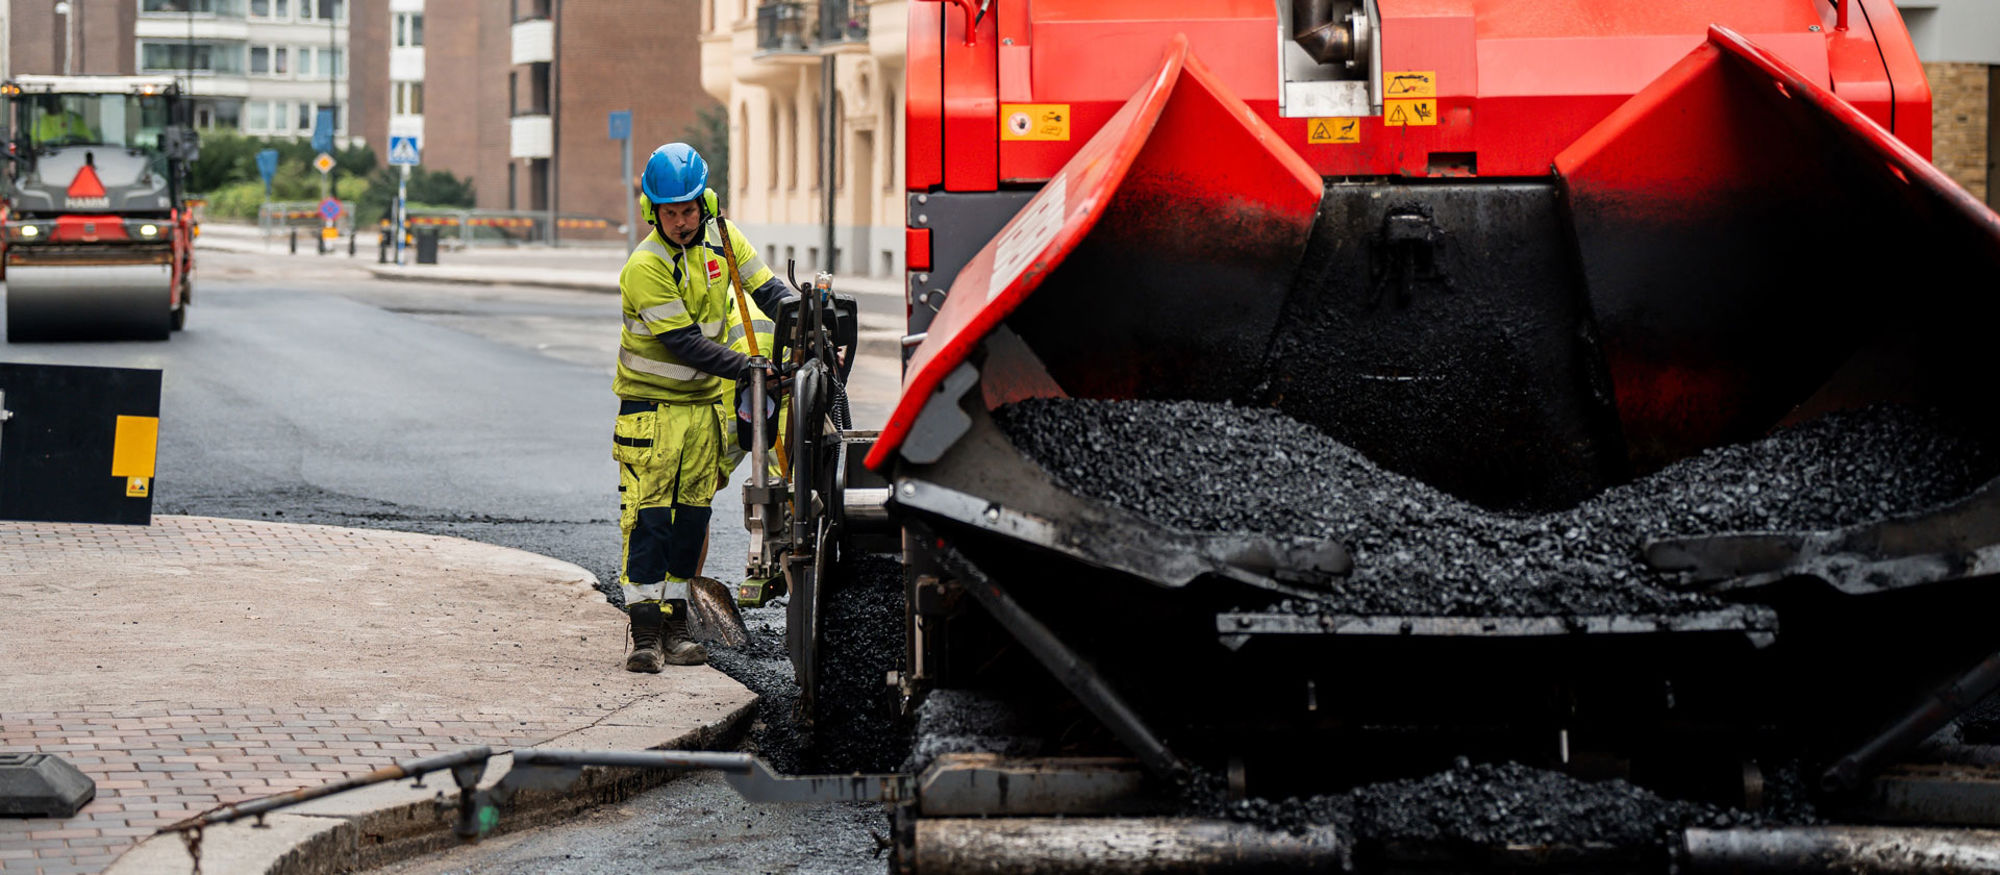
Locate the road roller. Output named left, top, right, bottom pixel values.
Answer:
left=1, top=75, right=199, bottom=342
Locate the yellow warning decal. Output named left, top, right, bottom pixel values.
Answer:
left=1307, top=118, right=1361, bottom=144
left=111, top=415, right=158, bottom=478
left=1384, top=99, right=1438, bottom=127
left=1001, top=104, right=1071, bottom=141
left=321, top=227, right=339, bottom=240
left=1385, top=71, right=1437, bottom=99
left=126, top=477, right=150, bottom=498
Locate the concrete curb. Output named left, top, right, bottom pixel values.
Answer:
left=363, top=264, right=618, bottom=294
left=104, top=698, right=756, bottom=875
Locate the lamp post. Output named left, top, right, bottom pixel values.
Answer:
left=53, top=1, right=74, bottom=76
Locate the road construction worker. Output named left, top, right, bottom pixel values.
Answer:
left=32, top=100, right=99, bottom=145
left=614, top=142, right=790, bottom=673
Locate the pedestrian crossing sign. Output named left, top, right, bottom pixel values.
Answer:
left=389, top=136, right=421, bottom=167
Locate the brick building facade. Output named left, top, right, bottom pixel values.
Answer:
left=348, top=0, right=715, bottom=236
left=1924, top=61, right=1992, bottom=203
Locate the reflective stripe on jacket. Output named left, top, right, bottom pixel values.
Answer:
left=614, top=218, right=777, bottom=403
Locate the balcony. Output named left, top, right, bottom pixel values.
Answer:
left=510, top=114, right=552, bottom=159
left=818, top=0, right=868, bottom=50
left=756, top=2, right=814, bottom=58
left=511, top=18, right=553, bottom=65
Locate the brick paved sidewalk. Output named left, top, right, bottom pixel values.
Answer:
left=0, top=517, right=754, bottom=875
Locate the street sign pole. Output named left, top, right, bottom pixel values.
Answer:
left=395, top=165, right=408, bottom=267
left=386, top=135, right=421, bottom=267
left=622, top=135, right=634, bottom=253
left=608, top=110, right=633, bottom=253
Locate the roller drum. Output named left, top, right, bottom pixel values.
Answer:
left=5, top=264, right=175, bottom=342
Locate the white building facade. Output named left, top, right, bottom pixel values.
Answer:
left=132, top=0, right=352, bottom=144
left=701, top=0, right=906, bottom=278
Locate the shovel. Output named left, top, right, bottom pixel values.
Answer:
left=685, top=575, right=750, bottom=648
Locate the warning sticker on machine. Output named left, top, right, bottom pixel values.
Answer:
left=126, top=477, right=149, bottom=498
left=1001, top=104, right=1071, bottom=141
left=1307, top=118, right=1361, bottom=144
left=1385, top=71, right=1437, bottom=98
left=1384, top=99, right=1438, bottom=127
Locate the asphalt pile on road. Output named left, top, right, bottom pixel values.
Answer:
left=996, top=399, right=1995, bottom=617
left=810, top=552, right=911, bottom=774
left=904, top=689, right=1049, bottom=775
left=705, top=553, right=909, bottom=775
left=1187, top=758, right=1785, bottom=851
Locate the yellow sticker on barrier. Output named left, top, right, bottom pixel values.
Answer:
left=126, top=477, right=150, bottom=498
left=111, top=415, right=158, bottom=478
left=1384, top=99, right=1438, bottom=127
left=321, top=227, right=339, bottom=239
left=1307, top=118, right=1362, bottom=144
left=1385, top=71, right=1437, bottom=98
left=1001, top=104, right=1072, bottom=141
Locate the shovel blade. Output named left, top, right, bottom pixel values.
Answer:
left=687, top=576, right=749, bottom=647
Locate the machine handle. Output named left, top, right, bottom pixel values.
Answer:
left=916, top=0, right=987, bottom=45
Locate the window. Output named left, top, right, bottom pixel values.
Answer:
left=274, top=0, right=288, bottom=17
left=273, top=46, right=288, bottom=74
left=139, top=41, right=245, bottom=74
left=247, top=101, right=269, bottom=131
left=395, top=12, right=424, bottom=47
left=298, top=102, right=313, bottom=132
left=308, top=0, right=343, bottom=21
left=251, top=0, right=268, bottom=14
left=318, top=48, right=341, bottom=78
left=142, top=0, right=246, bottom=14
left=394, top=82, right=424, bottom=115
left=250, top=46, right=269, bottom=73
left=213, top=100, right=242, bottom=128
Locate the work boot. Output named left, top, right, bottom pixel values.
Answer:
left=625, top=601, right=665, bottom=674
left=661, top=600, right=709, bottom=666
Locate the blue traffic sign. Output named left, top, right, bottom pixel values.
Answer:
left=319, top=198, right=342, bottom=221
left=312, top=109, right=335, bottom=155
left=255, top=149, right=279, bottom=190
left=608, top=110, right=632, bottom=141
left=388, top=135, right=421, bottom=166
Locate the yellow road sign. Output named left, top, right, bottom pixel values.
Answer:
left=1307, top=118, right=1361, bottom=144
left=313, top=152, right=335, bottom=173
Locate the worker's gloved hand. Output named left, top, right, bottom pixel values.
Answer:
left=734, top=369, right=784, bottom=452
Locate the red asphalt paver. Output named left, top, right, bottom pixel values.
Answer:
left=1, top=517, right=753, bottom=875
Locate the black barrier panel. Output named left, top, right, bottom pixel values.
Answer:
left=0, top=363, right=161, bottom=525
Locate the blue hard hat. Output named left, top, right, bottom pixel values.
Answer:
left=641, top=143, right=708, bottom=204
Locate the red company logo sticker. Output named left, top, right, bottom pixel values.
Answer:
left=707, top=258, right=724, bottom=282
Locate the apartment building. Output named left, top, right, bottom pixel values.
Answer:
left=701, top=0, right=904, bottom=277
left=6, top=0, right=360, bottom=145
left=346, top=0, right=714, bottom=236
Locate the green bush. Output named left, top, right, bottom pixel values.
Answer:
left=202, top=180, right=267, bottom=220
